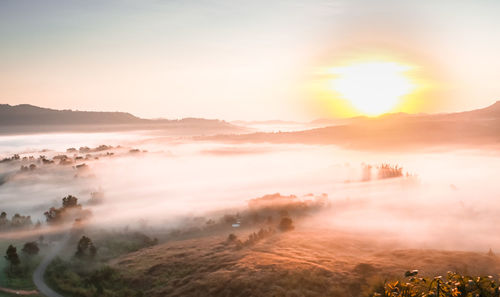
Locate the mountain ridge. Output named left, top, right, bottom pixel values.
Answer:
left=2, top=100, right=499, bottom=126
left=200, top=100, right=500, bottom=150
left=0, top=104, right=233, bottom=125
left=0, top=104, right=241, bottom=135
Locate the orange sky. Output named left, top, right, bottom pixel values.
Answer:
left=0, top=0, right=499, bottom=120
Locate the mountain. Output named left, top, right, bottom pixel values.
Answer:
left=201, top=101, right=500, bottom=150
left=0, top=104, right=144, bottom=125
left=438, top=100, right=500, bottom=120
left=0, top=104, right=242, bottom=135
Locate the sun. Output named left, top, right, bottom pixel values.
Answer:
left=329, top=61, right=416, bottom=116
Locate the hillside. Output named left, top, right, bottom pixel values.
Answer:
left=203, top=101, right=500, bottom=150
left=111, top=229, right=500, bottom=297
left=0, top=104, right=241, bottom=135
left=0, top=104, right=144, bottom=125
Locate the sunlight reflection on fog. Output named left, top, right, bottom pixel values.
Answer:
left=1, top=133, right=500, bottom=251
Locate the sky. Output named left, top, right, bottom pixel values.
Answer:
left=1, top=0, right=499, bottom=120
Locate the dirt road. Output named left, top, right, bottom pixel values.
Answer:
left=32, top=233, right=70, bottom=297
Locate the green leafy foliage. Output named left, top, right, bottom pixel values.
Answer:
left=4, top=245, right=20, bottom=273
left=1, top=241, right=40, bottom=289
left=0, top=212, right=33, bottom=230
left=44, top=195, right=91, bottom=225
left=75, top=236, right=97, bottom=260
left=45, top=258, right=141, bottom=297
left=21, top=242, right=39, bottom=256
left=372, top=271, right=500, bottom=297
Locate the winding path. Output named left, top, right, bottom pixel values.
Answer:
left=32, top=233, right=70, bottom=297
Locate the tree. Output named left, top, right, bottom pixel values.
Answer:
left=22, top=242, right=39, bottom=256
left=44, top=195, right=87, bottom=225
left=278, top=217, right=294, bottom=232
left=88, top=191, right=104, bottom=205
left=62, top=195, right=80, bottom=209
left=4, top=245, right=20, bottom=272
left=75, top=236, right=97, bottom=259
left=377, top=164, right=403, bottom=179
left=0, top=211, right=8, bottom=228
left=89, top=244, right=97, bottom=258
left=227, top=233, right=237, bottom=242
left=488, top=248, right=495, bottom=257
left=44, top=207, right=63, bottom=224
left=10, top=213, right=32, bottom=228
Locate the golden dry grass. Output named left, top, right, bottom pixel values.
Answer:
left=111, top=228, right=500, bottom=297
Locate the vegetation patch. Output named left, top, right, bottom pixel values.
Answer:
left=371, top=271, right=500, bottom=297
left=45, top=258, right=141, bottom=297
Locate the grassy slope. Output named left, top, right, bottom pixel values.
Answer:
left=111, top=228, right=500, bottom=297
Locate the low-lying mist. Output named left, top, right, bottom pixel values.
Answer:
left=1, top=132, right=500, bottom=252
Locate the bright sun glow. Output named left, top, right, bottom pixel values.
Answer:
left=329, top=61, right=415, bottom=115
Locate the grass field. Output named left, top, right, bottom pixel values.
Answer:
left=108, top=228, right=500, bottom=297
left=8, top=221, right=500, bottom=297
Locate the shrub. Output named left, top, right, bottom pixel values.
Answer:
left=279, top=217, right=294, bottom=232
left=372, top=271, right=500, bottom=297
left=377, top=164, right=403, bottom=179
left=227, top=233, right=237, bottom=242
left=232, top=228, right=275, bottom=249
left=75, top=236, right=97, bottom=259
left=22, top=242, right=39, bottom=256
left=46, top=258, right=140, bottom=297
left=44, top=195, right=92, bottom=225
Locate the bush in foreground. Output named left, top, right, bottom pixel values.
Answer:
left=372, top=271, right=500, bottom=297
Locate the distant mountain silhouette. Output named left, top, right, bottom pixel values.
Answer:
left=202, top=101, right=500, bottom=150
left=438, top=100, right=500, bottom=119
left=0, top=104, right=242, bottom=135
left=0, top=104, right=143, bottom=125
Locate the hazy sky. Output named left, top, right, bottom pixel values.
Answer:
left=1, top=0, right=499, bottom=120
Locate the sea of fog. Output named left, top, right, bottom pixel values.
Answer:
left=1, top=131, right=500, bottom=251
